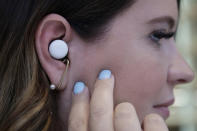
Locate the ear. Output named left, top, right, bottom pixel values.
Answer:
left=35, top=14, right=72, bottom=90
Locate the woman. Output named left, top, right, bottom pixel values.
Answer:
left=0, top=0, right=194, bottom=131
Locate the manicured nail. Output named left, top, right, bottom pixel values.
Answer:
left=73, top=82, right=85, bottom=94
left=98, top=70, right=111, bottom=80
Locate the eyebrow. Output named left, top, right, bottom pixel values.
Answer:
left=147, top=16, right=176, bottom=29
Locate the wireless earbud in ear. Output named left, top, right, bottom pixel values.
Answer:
left=49, top=40, right=68, bottom=60
left=48, top=40, right=69, bottom=90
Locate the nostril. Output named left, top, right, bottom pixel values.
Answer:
left=177, top=70, right=195, bottom=84
left=177, top=79, right=187, bottom=84
left=168, top=64, right=195, bottom=85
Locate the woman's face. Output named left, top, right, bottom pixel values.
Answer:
left=65, top=0, right=194, bottom=123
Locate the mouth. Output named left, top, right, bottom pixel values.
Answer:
left=153, top=99, right=175, bottom=120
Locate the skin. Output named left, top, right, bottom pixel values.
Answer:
left=35, top=0, right=195, bottom=130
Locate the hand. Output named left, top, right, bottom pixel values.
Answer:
left=68, top=70, right=169, bottom=131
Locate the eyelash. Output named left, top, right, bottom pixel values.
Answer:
left=150, top=30, right=175, bottom=45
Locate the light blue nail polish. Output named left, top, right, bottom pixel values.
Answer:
left=99, top=70, right=111, bottom=80
left=74, top=82, right=85, bottom=94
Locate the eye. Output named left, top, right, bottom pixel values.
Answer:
left=150, top=30, right=175, bottom=44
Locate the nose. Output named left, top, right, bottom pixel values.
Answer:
left=167, top=53, right=195, bottom=86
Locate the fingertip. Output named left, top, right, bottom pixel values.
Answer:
left=115, top=102, right=138, bottom=120
left=144, top=113, right=164, bottom=123
left=73, top=82, right=85, bottom=95
left=143, top=113, right=168, bottom=131
left=72, top=82, right=90, bottom=105
left=98, top=70, right=112, bottom=80
left=72, top=82, right=90, bottom=98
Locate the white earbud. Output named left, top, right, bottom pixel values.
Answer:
left=49, top=40, right=68, bottom=60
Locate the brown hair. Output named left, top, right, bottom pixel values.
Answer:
left=0, top=0, right=180, bottom=130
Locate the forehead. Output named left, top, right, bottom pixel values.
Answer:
left=121, top=0, right=178, bottom=25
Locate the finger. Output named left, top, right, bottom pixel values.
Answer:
left=143, top=114, right=169, bottom=131
left=68, top=82, right=89, bottom=131
left=114, top=103, right=141, bottom=131
left=89, top=70, right=114, bottom=131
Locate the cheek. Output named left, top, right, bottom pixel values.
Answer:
left=114, top=60, right=166, bottom=103
left=113, top=48, right=168, bottom=120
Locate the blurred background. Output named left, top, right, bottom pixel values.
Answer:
left=167, top=0, right=197, bottom=131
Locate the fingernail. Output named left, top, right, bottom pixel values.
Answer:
left=98, top=70, right=111, bottom=80
left=73, top=82, right=85, bottom=94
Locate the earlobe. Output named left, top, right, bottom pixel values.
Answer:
left=35, top=14, right=72, bottom=90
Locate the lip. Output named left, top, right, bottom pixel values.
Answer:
left=153, top=99, right=175, bottom=119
